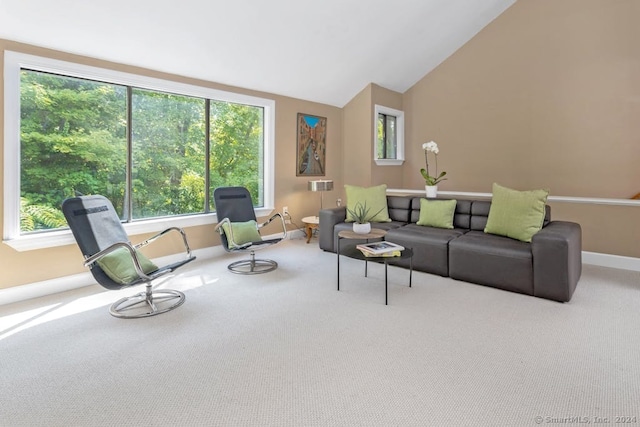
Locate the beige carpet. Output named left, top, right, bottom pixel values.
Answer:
left=1, top=237, right=640, bottom=426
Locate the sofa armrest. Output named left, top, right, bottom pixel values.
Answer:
left=531, top=221, right=582, bottom=302
left=319, top=207, right=346, bottom=251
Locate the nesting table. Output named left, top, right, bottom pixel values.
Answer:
left=337, top=229, right=413, bottom=305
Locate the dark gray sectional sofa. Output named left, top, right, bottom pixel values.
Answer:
left=319, top=195, right=582, bottom=302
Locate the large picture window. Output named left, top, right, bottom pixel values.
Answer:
left=4, top=52, right=275, bottom=250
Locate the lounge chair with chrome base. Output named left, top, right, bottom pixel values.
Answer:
left=62, top=195, right=196, bottom=319
left=213, top=186, right=287, bottom=274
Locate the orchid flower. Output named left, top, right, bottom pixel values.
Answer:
left=420, top=140, right=447, bottom=186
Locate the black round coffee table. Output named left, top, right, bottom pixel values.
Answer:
left=337, top=230, right=413, bottom=305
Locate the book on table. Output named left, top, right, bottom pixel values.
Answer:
left=360, top=249, right=402, bottom=258
left=356, top=241, right=404, bottom=255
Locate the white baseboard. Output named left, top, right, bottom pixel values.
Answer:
left=0, top=246, right=218, bottom=307
left=0, top=271, right=96, bottom=307
left=0, top=230, right=306, bottom=307
left=582, top=251, right=640, bottom=272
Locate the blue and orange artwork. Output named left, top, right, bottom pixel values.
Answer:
left=297, top=113, right=327, bottom=176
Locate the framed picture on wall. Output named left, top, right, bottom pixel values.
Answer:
left=296, top=113, right=327, bottom=176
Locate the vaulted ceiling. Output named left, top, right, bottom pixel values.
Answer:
left=0, top=0, right=516, bottom=107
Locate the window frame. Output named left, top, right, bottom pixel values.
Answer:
left=3, top=51, right=276, bottom=251
left=373, top=104, right=404, bottom=166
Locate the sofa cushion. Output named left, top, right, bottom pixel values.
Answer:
left=449, top=230, right=533, bottom=295
left=484, top=183, right=549, bottom=242
left=387, top=195, right=412, bottom=223
left=470, top=201, right=491, bottom=231
left=452, top=199, right=472, bottom=229
left=344, top=184, right=391, bottom=223
left=385, top=224, right=466, bottom=276
left=416, top=198, right=457, bottom=229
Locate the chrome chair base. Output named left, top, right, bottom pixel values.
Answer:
left=228, top=257, right=278, bottom=275
left=109, top=288, right=185, bottom=319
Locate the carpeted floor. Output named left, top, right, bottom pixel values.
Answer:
left=1, top=237, right=640, bottom=426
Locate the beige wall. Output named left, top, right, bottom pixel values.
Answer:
left=0, top=40, right=342, bottom=289
left=341, top=84, right=372, bottom=189
left=371, top=84, right=404, bottom=188
left=402, top=0, right=640, bottom=257
left=342, top=83, right=405, bottom=191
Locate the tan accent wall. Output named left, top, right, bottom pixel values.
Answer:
left=371, top=84, right=404, bottom=188
left=0, top=40, right=342, bottom=289
left=341, top=84, right=372, bottom=189
left=402, top=0, right=640, bottom=257
left=342, top=83, right=405, bottom=192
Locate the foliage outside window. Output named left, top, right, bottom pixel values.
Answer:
left=373, top=104, right=404, bottom=166
left=130, top=88, right=207, bottom=219
left=377, top=113, right=397, bottom=159
left=20, top=72, right=127, bottom=229
left=4, top=51, right=274, bottom=246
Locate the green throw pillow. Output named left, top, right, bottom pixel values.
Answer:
left=416, top=199, right=457, bottom=229
left=97, top=247, right=158, bottom=285
left=484, top=183, right=549, bottom=242
left=221, top=220, right=262, bottom=249
left=344, top=184, right=391, bottom=223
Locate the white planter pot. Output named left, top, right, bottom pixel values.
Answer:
left=425, top=185, right=438, bottom=198
left=353, top=222, right=371, bottom=234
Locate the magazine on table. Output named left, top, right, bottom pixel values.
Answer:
left=356, top=241, right=404, bottom=255
left=360, top=250, right=402, bottom=258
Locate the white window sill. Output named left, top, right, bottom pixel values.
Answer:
left=374, top=159, right=404, bottom=166
left=3, top=207, right=273, bottom=252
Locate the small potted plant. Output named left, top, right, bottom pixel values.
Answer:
left=347, top=201, right=384, bottom=234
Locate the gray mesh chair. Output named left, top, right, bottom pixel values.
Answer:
left=213, top=186, right=287, bottom=274
left=62, top=195, right=196, bottom=318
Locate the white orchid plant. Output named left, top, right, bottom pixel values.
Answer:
left=420, top=141, right=447, bottom=186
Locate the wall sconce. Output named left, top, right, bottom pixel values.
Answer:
left=308, top=179, right=334, bottom=214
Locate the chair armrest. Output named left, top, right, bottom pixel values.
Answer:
left=135, top=226, right=194, bottom=260
left=531, top=221, right=582, bottom=302
left=258, top=212, right=288, bottom=238
left=319, top=207, right=346, bottom=252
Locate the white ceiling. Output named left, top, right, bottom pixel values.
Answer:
left=0, top=0, right=516, bottom=107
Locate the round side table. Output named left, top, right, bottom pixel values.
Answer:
left=302, top=216, right=320, bottom=244
left=337, top=229, right=387, bottom=241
